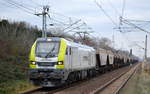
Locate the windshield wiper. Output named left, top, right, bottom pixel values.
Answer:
left=45, top=45, right=56, bottom=58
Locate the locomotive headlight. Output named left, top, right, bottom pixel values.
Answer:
left=31, top=62, right=36, bottom=65
left=58, top=61, right=63, bottom=65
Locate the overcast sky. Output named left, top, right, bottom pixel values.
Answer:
left=0, top=0, right=150, bottom=58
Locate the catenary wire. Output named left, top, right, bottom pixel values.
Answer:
left=106, top=0, right=121, bottom=16
left=5, top=0, right=35, bottom=12
left=3, top=0, right=34, bottom=15
left=94, top=0, right=118, bottom=27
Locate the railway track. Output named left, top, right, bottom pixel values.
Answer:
left=91, top=63, right=140, bottom=94
left=19, top=63, right=139, bottom=94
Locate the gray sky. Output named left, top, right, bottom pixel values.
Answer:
left=0, top=0, right=150, bottom=58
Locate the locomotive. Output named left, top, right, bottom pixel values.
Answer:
left=29, top=37, right=138, bottom=87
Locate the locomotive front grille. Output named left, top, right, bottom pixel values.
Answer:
left=37, top=62, right=56, bottom=67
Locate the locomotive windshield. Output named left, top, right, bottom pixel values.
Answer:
left=36, top=41, right=60, bottom=58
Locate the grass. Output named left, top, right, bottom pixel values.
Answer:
left=0, top=58, right=34, bottom=94
left=120, top=66, right=150, bottom=94
left=0, top=80, right=36, bottom=94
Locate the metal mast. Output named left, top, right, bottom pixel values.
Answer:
left=144, top=35, right=148, bottom=61
left=35, top=5, right=49, bottom=38
left=142, top=35, right=148, bottom=70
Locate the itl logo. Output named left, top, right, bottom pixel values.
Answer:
left=41, top=58, right=52, bottom=61
left=110, top=57, right=112, bottom=60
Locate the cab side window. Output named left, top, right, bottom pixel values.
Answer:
left=69, top=47, right=71, bottom=55
left=66, top=46, right=71, bottom=55
left=66, top=47, right=68, bottom=55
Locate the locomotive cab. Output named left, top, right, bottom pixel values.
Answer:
left=29, top=37, right=67, bottom=87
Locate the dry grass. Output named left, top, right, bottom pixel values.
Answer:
left=0, top=80, right=36, bottom=94
left=120, top=66, right=150, bottom=94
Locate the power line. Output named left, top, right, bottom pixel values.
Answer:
left=19, top=0, right=40, bottom=9
left=119, top=0, right=126, bottom=25
left=0, top=1, right=15, bottom=9
left=0, top=0, right=42, bottom=22
left=122, top=18, right=150, bottom=35
left=47, top=14, right=67, bottom=25
left=106, top=0, right=121, bottom=16
left=94, top=0, right=118, bottom=27
left=50, top=11, right=70, bottom=19
left=121, top=0, right=126, bottom=18
left=6, top=0, right=35, bottom=12
left=3, top=0, right=34, bottom=15
left=30, top=0, right=42, bottom=7
left=118, top=0, right=126, bottom=32
left=49, top=10, right=78, bottom=24
left=50, top=8, right=81, bottom=22
left=62, top=19, right=81, bottom=31
left=125, top=19, right=150, bottom=23
left=2, top=0, right=35, bottom=15
left=64, top=23, right=85, bottom=33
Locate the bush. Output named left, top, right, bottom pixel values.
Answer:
left=0, top=19, right=41, bottom=94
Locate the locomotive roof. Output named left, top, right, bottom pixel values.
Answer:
left=64, top=38, right=95, bottom=51
left=36, top=37, right=95, bottom=51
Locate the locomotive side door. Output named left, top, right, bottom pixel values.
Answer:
left=65, top=46, right=71, bottom=69
left=68, top=46, right=72, bottom=69
left=71, top=47, right=79, bottom=69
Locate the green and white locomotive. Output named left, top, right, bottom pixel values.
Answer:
left=29, top=37, right=96, bottom=87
